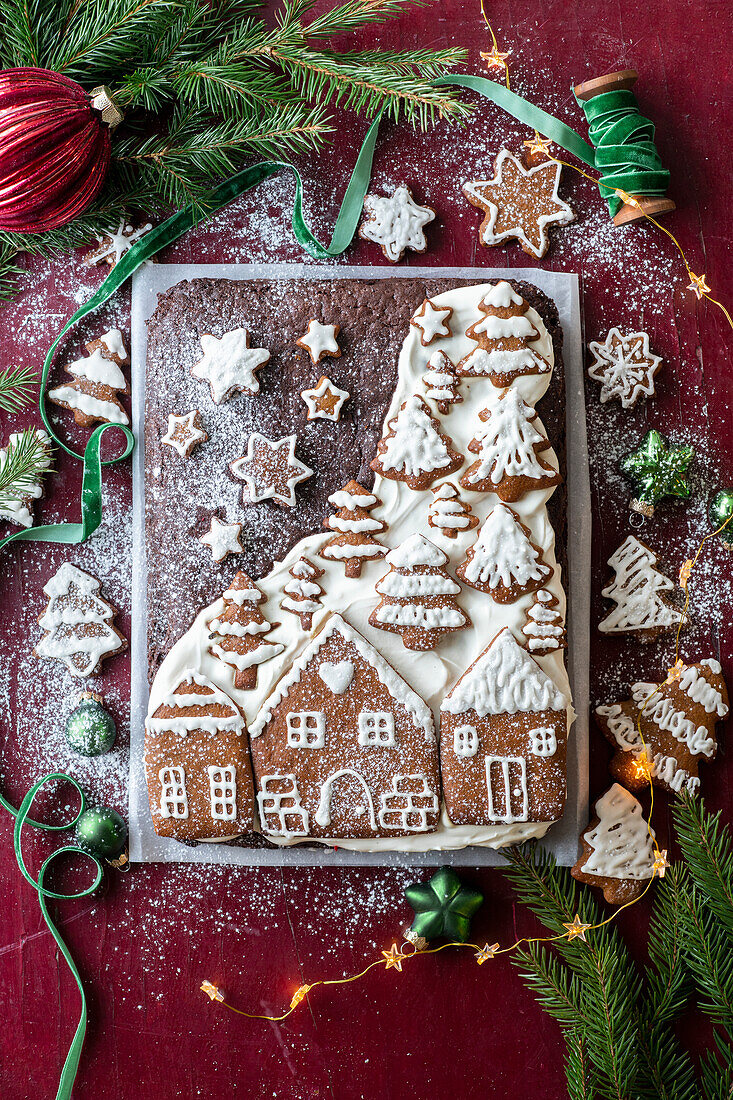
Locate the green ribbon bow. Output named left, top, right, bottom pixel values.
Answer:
left=405, top=866, right=484, bottom=942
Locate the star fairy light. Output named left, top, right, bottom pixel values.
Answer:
left=687, top=272, right=711, bottom=300
left=665, top=658, right=686, bottom=685
left=524, top=132, right=553, bottom=159
left=480, top=46, right=511, bottom=73
left=200, top=981, right=224, bottom=1002
left=475, top=943, right=500, bottom=964
left=290, top=984, right=313, bottom=1008
left=382, top=944, right=406, bottom=971
left=563, top=915, right=592, bottom=942
left=652, top=850, right=670, bottom=878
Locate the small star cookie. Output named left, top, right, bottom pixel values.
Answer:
left=463, top=150, right=574, bottom=258
left=295, top=321, right=341, bottom=364
left=191, top=328, right=270, bottom=404
left=199, top=516, right=244, bottom=562
left=588, top=329, right=662, bottom=408
left=410, top=299, right=453, bottom=345
left=301, top=376, right=349, bottom=422
left=359, top=185, right=436, bottom=263
left=229, top=433, right=313, bottom=508
left=160, top=410, right=208, bottom=457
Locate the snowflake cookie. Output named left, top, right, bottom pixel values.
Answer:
left=34, top=562, right=127, bottom=677
left=191, top=328, right=270, bottom=404
left=199, top=516, right=244, bottom=563
left=300, top=376, right=349, bottom=421
left=571, top=784, right=655, bottom=905
left=295, top=321, right=341, bottom=364
left=85, top=220, right=152, bottom=266
left=160, top=410, right=208, bottom=457
left=588, top=329, right=662, bottom=408
left=229, top=433, right=313, bottom=508
left=410, top=298, right=453, bottom=345
left=359, top=185, right=436, bottom=263
left=463, top=150, right=575, bottom=259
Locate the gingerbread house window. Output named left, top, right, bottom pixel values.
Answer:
left=208, top=765, right=237, bottom=820
left=159, top=766, right=188, bottom=819
left=453, top=724, right=479, bottom=758
left=358, top=710, right=396, bottom=747
left=529, top=726, right=557, bottom=758
left=286, top=711, right=326, bottom=748
left=378, top=774, right=438, bottom=831
left=258, top=775, right=309, bottom=836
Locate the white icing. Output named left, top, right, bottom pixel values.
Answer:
left=257, top=775, right=309, bottom=837
left=90, top=220, right=151, bottom=265
left=588, top=329, right=661, bottom=408
left=596, top=704, right=642, bottom=752
left=0, top=428, right=52, bottom=528
left=522, top=589, right=564, bottom=652
left=297, top=320, right=340, bottom=362
left=358, top=710, right=396, bottom=747
left=318, top=660, right=354, bottom=694
left=301, top=375, right=349, bottom=421
left=161, top=411, right=206, bottom=457
left=377, top=775, right=438, bottom=831
left=361, top=186, right=435, bottom=262
left=582, top=784, right=655, bottom=881
left=423, top=350, right=460, bottom=406
left=481, top=281, right=523, bottom=309
left=68, top=347, right=126, bottom=389
left=35, top=562, right=124, bottom=677
left=453, top=725, right=479, bottom=758
left=632, top=682, right=716, bottom=757
left=385, top=532, right=446, bottom=569
left=208, top=765, right=237, bottom=820
left=47, top=384, right=129, bottom=425
left=599, top=535, right=683, bottom=635
left=428, top=483, right=473, bottom=533
left=678, top=665, right=728, bottom=717
left=485, top=755, right=528, bottom=822
left=286, top=711, right=326, bottom=748
left=472, top=314, right=537, bottom=340
left=159, top=766, right=188, bottom=819
left=199, top=516, right=243, bottom=562
left=459, top=346, right=549, bottom=379
left=377, top=394, right=456, bottom=478
left=464, top=389, right=555, bottom=487
left=376, top=572, right=460, bottom=597
left=146, top=671, right=244, bottom=736
left=328, top=489, right=377, bottom=509
left=650, top=754, right=700, bottom=793
left=529, top=726, right=557, bottom=757
left=461, top=503, right=549, bottom=590
left=315, top=770, right=377, bottom=828
left=411, top=299, right=452, bottom=343
left=442, top=628, right=566, bottom=716
left=374, top=603, right=466, bottom=630
left=99, top=328, right=127, bottom=360
left=191, top=328, right=270, bottom=403
left=229, top=433, right=312, bottom=507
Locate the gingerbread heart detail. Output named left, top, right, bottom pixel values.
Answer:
left=318, top=660, right=354, bottom=694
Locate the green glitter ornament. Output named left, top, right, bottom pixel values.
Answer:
left=619, top=429, right=694, bottom=516
left=405, top=866, right=483, bottom=943
left=65, top=693, right=116, bottom=756
left=709, top=489, right=733, bottom=549
left=75, top=805, right=127, bottom=859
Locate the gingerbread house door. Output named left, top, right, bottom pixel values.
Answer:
left=484, top=755, right=529, bottom=823
left=315, top=769, right=377, bottom=832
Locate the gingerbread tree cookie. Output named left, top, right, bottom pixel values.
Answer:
left=460, top=390, right=560, bottom=502
left=595, top=659, right=729, bottom=795
left=571, top=784, right=655, bottom=905
left=428, top=482, right=478, bottom=540
left=320, top=480, right=388, bottom=577
left=457, top=503, right=552, bottom=602
left=411, top=298, right=453, bottom=345
left=457, top=281, right=550, bottom=385
left=521, top=590, right=566, bottom=655
left=598, top=535, right=685, bottom=639
left=369, top=533, right=470, bottom=651
left=48, top=328, right=129, bottom=427
left=422, top=351, right=462, bottom=415
left=207, top=572, right=284, bottom=690
left=34, top=563, right=127, bottom=677
left=359, top=185, right=435, bottom=262
left=371, top=394, right=463, bottom=491
left=463, top=150, right=574, bottom=258
left=281, top=557, right=324, bottom=630
left=588, top=329, right=662, bottom=408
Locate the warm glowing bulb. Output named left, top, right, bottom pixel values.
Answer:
left=665, top=659, right=686, bottom=684
left=290, top=984, right=313, bottom=1009
left=653, top=850, right=670, bottom=878
left=679, top=559, right=693, bottom=589
left=562, top=914, right=591, bottom=942
left=475, top=942, right=500, bottom=964
left=686, top=271, right=711, bottom=300
left=382, top=944, right=406, bottom=972
left=201, top=981, right=224, bottom=1002
left=479, top=47, right=511, bottom=72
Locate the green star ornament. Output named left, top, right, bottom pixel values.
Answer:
left=619, top=429, right=694, bottom=516
left=405, top=866, right=483, bottom=943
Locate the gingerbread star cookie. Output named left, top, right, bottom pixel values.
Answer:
left=199, top=516, right=244, bottom=562
left=301, top=376, right=349, bottom=421
left=463, top=150, right=575, bottom=258
left=295, top=321, right=341, bottom=364
left=588, top=329, right=662, bottom=408
left=410, top=298, right=453, bottom=345
left=160, top=410, right=208, bottom=457
left=229, top=433, right=313, bottom=508
left=191, top=328, right=270, bottom=404
left=359, top=185, right=435, bottom=262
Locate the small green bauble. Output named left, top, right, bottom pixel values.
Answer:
left=65, top=694, right=116, bottom=756
left=709, top=489, right=733, bottom=548
left=75, top=805, right=127, bottom=858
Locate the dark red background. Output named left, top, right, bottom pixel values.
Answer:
left=1, top=1, right=731, bottom=1096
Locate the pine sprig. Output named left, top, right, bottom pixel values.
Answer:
left=565, top=1030, right=597, bottom=1100
left=0, top=427, right=52, bottom=508
left=673, top=792, right=733, bottom=941
left=0, top=364, right=38, bottom=413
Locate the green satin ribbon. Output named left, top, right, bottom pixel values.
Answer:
left=7, top=774, right=103, bottom=1100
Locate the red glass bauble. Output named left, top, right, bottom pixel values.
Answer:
left=0, top=67, right=111, bottom=233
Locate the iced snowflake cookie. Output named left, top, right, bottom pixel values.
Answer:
left=199, top=516, right=243, bottom=563
left=422, top=351, right=462, bottom=414
left=249, top=614, right=440, bottom=839
left=300, top=376, right=349, bottom=421
left=34, top=563, right=127, bottom=677
left=145, top=673, right=255, bottom=842
left=359, top=185, right=436, bottom=262
left=456, top=502, right=553, bottom=602
left=595, top=659, right=729, bottom=795
left=0, top=428, right=53, bottom=528
left=460, top=389, right=560, bottom=502
left=428, top=482, right=478, bottom=540
left=457, top=280, right=551, bottom=385
left=521, top=590, right=566, bottom=655
left=598, top=534, right=685, bottom=638
left=588, top=329, right=662, bottom=408
left=49, top=328, right=130, bottom=427
left=207, top=572, right=284, bottom=691
left=86, top=220, right=151, bottom=266
left=463, top=150, right=575, bottom=258
left=440, top=628, right=569, bottom=825
left=229, top=433, right=313, bottom=508
left=295, top=320, right=341, bottom=364
left=571, top=784, right=655, bottom=905
left=160, top=410, right=207, bottom=457
left=371, top=394, right=463, bottom=491
left=191, top=328, right=270, bottom=404
left=369, top=533, right=471, bottom=651
left=410, top=298, right=453, bottom=345
left=321, top=479, right=388, bottom=577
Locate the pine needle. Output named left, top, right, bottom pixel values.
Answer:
left=0, top=364, right=37, bottom=413
left=0, top=427, right=52, bottom=507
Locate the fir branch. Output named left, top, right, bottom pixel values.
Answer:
left=303, top=0, right=429, bottom=38
left=0, top=243, right=26, bottom=304
left=677, top=884, right=733, bottom=1031
left=565, top=1030, right=597, bottom=1100
left=0, top=427, right=52, bottom=507
left=700, top=1034, right=733, bottom=1100
left=513, top=941, right=582, bottom=1029
left=673, top=792, right=733, bottom=942
left=0, top=365, right=38, bottom=413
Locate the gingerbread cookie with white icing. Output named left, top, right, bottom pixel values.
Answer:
left=359, top=185, right=435, bottom=262
left=456, top=503, right=553, bottom=602
left=34, top=562, right=127, bottom=677
left=598, top=534, right=685, bottom=639
left=48, top=328, right=130, bottom=427
left=457, top=281, right=551, bottom=386
left=571, top=784, right=655, bottom=905
left=371, top=394, right=463, bottom=491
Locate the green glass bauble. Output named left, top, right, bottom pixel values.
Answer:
left=709, top=489, right=733, bottom=547
left=65, top=694, right=116, bottom=756
left=75, top=805, right=127, bottom=858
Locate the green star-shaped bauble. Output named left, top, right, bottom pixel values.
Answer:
left=619, top=429, right=694, bottom=516
left=404, top=866, right=483, bottom=943
left=709, top=489, right=733, bottom=549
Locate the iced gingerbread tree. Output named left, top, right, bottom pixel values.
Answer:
left=572, top=784, right=655, bottom=904
left=34, top=563, right=127, bottom=677
left=598, top=534, right=685, bottom=638
left=48, top=328, right=130, bottom=427
left=320, top=479, right=388, bottom=578
left=460, top=389, right=560, bottom=502
left=281, top=556, right=324, bottom=630
left=457, top=502, right=552, bottom=602
left=207, top=571, right=283, bottom=689
left=427, top=482, right=478, bottom=540
left=422, top=350, right=462, bottom=415
left=371, top=394, right=463, bottom=491
left=521, top=589, right=566, bottom=655
left=369, top=532, right=470, bottom=650
left=457, top=280, right=550, bottom=387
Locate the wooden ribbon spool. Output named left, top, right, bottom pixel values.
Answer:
left=574, top=69, right=676, bottom=226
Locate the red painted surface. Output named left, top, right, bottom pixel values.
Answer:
left=0, top=1, right=731, bottom=1097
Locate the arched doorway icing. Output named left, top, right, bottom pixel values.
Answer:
left=314, top=768, right=377, bottom=830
